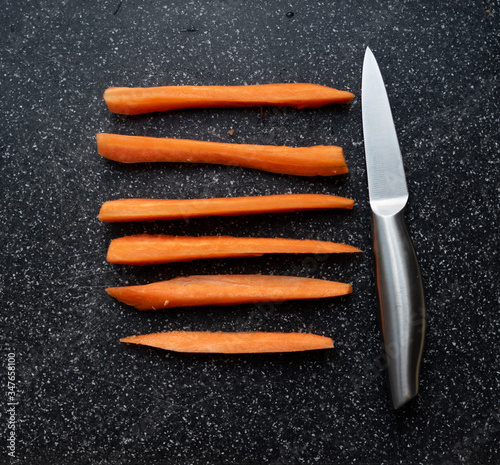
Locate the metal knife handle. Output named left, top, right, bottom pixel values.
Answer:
left=372, top=208, right=425, bottom=409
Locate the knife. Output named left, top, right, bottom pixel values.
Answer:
left=361, top=47, right=425, bottom=409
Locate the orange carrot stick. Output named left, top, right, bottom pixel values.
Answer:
left=104, top=83, right=355, bottom=115
left=96, top=133, right=348, bottom=176
left=98, top=194, right=354, bottom=222
left=120, top=331, right=334, bottom=353
left=106, top=274, right=352, bottom=310
left=106, top=234, right=361, bottom=265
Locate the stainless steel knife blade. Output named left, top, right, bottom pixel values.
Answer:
left=361, top=47, right=426, bottom=409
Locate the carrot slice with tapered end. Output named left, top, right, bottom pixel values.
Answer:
left=106, top=234, right=361, bottom=265
left=96, top=133, right=348, bottom=176
left=104, top=83, right=355, bottom=115
left=106, top=274, right=352, bottom=310
left=120, top=331, right=334, bottom=353
left=98, top=194, right=354, bottom=222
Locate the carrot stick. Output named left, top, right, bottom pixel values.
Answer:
left=106, top=234, right=361, bottom=265
left=120, top=331, right=334, bottom=353
left=96, top=133, right=348, bottom=176
left=106, top=274, right=352, bottom=310
left=104, top=83, right=355, bottom=115
left=98, top=194, right=354, bottom=222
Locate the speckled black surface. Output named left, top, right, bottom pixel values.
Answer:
left=1, top=1, right=499, bottom=464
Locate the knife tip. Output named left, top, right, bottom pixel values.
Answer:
left=364, top=46, right=374, bottom=59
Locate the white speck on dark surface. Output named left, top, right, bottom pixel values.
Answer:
left=1, top=1, right=499, bottom=464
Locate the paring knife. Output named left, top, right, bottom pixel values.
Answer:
left=361, top=47, right=425, bottom=409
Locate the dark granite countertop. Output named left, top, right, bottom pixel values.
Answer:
left=2, top=1, right=499, bottom=464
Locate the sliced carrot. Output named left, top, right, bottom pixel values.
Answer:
left=98, top=194, right=354, bottom=222
left=120, top=331, right=334, bottom=353
left=106, top=234, right=361, bottom=265
left=106, top=274, right=352, bottom=310
left=96, top=133, right=348, bottom=176
left=104, top=83, right=355, bottom=115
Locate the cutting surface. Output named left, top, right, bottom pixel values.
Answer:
left=2, top=1, right=499, bottom=464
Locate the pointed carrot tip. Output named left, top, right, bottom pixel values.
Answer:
left=337, top=91, right=355, bottom=104
left=105, top=287, right=115, bottom=296
left=338, top=244, right=362, bottom=253
left=346, top=91, right=355, bottom=102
